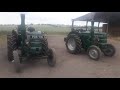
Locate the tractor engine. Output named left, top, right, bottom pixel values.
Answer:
left=26, top=29, right=48, bottom=56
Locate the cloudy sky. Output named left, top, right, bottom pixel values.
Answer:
left=0, top=12, right=90, bottom=25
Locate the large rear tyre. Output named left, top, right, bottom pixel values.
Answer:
left=65, top=34, right=82, bottom=54
left=87, top=45, right=102, bottom=61
left=102, top=44, right=116, bottom=57
left=7, top=35, right=14, bottom=62
left=47, top=48, right=56, bottom=67
left=7, top=30, right=18, bottom=62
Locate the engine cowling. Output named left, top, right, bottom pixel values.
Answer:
left=26, top=31, right=48, bottom=55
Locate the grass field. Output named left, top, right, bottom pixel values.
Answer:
left=0, top=24, right=71, bottom=35
left=0, top=24, right=120, bottom=42
left=0, top=24, right=71, bottom=44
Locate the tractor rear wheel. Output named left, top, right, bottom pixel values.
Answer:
left=65, top=34, right=82, bottom=54
left=87, top=45, right=102, bottom=61
left=102, top=44, right=116, bottom=57
left=7, top=35, right=14, bottom=62
left=47, top=48, right=56, bottom=67
left=7, top=30, right=18, bottom=62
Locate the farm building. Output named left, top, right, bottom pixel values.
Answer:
left=73, top=12, right=120, bottom=36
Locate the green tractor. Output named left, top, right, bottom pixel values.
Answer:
left=7, top=14, right=56, bottom=73
left=64, top=19, right=116, bottom=60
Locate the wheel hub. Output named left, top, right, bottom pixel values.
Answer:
left=89, top=49, right=98, bottom=59
left=67, top=38, right=76, bottom=51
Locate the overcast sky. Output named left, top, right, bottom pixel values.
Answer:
left=0, top=12, right=91, bottom=25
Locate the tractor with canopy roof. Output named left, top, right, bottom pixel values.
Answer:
left=64, top=13, right=116, bottom=60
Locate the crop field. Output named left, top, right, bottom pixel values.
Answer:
left=0, top=24, right=71, bottom=45
left=0, top=24, right=71, bottom=35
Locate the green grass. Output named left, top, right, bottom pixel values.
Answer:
left=33, top=24, right=70, bottom=35
left=0, top=24, right=71, bottom=35
left=0, top=24, right=70, bottom=44
left=0, top=35, right=6, bottom=46
left=0, top=25, right=17, bottom=36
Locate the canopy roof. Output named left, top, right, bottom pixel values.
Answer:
left=73, top=12, right=120, bottom=23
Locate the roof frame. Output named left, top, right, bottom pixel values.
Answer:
left=73, top=12, right=120, bottom=23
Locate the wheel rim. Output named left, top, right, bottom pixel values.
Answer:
left=89, top=49, right=98, bottom=59
left=67, top=38, right=76, bottom=51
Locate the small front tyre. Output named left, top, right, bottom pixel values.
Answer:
left=13, top=50, right=22, bottom=73
left=87, top=45, right=102, bottom=61
left=47, top=48, right=56, bottom=67
left=102, top=44, right=116, bottom=57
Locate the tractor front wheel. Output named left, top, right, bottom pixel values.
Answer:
left=87, top=45, right=102, bottom=61
left=13, top=50, right=22, bottom=73
left=47, top=48, right=56, bottom=67
left=102, top=44, right=116, bottom=57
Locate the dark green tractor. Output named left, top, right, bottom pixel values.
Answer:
left=64, top=19, right=116, bottom=60
left=7, top=14, right=56, bottom=73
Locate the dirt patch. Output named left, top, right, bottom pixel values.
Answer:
left=0, top=35, right=120, bottom=78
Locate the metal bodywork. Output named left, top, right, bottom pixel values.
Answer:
left=66, top=20, right=108, bottom=51
left=17, top=14, right=47, bottom=59
left=68, top=21, right=107, bottom=50
left=78, top=31, right=107, bottom=50
left=64, top=17, right=116, bottom=60
left=7, top=14, right=56, bottom=72
left=27, top=31, right=47, bottom=55
left=11, top=14, right=50, bottom=62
